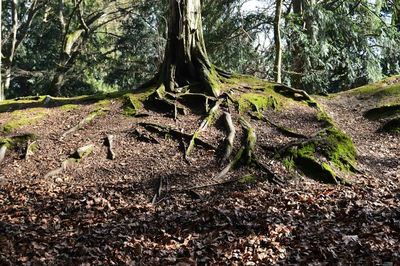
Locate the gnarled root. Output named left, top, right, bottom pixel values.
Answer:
left=44, top=144, right=94, bottom=179
left=221, top=112, right=236, bottom=164
left=61, top=107, right=107, bottom=140
left=104, top=135, right=116, bottom=160
left=145, top=86, right=186, bottom=119
left=139, top=122, right=215, bottom=151
left=186, top=99, right=222, bottom=157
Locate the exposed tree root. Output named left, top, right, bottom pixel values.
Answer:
left=186, top=99, right=222, bottom=157
left=44, top=144, right=94, bottom=179
left=0, top=145, right=7, bottom=164
left=134, top=76, right=355, bottom=186
left=129, top=128, right=159, bottom=144
left=0, top=134, right=37, bottom=164
left=176, top=92, right=216, bottom=113
left=138, top=122, right=215, bottom=151
left=104, top=135, right=116, bottom=160
left=275, top=127, right=357, bottom=184
left=221, top=112, right=236, bottom=164
left=61, top=108, right=106, bottom=140
left=240, top=118, right=256, bottom=165
left=25, top=141, right=38, bottom=160
left=249, top=113, right=308, bottom=139
left=151, top=176, right=164, bottom=204
left=145, top=86, right=187, bottom=119
left=273, top=84, right=315, bottom=105
left=213, top=115, right=288, bottom=185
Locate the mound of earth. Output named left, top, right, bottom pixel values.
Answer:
left=0, top=75, right=399, bottom=264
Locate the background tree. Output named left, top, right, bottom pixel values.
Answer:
left=0, top=0, right=399, bottom=100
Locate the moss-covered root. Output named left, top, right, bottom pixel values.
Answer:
left=139, top=122, right=215, bottom=151
left=122, top=94, right=143, bottom=117
left=273, top=84, right=317, bottom=107
left=221, top=112, right=236, bottom=164
left=25, top=141, right=38, bottom=160
left=145, top=85, right=186, bottom=119
left=186, top=99, right=222, bottom=157
left=0, top=134, right=37, bottom=164
left=215, top=118, right=256, bottom=180
left=280, top=127, right=356, bottom=185
left=60, top=105, right=108, bottom=140
left=381, top=117, right=400, bottom=134
left=364, top=104, right=400, bottom=120
left=44, top=144, right=94, bottom=179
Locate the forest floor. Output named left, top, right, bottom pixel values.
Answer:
left=0, top=77, right=399, bottom=265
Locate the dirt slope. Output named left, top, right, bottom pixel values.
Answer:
left=0, top=78, right=399, bottom=265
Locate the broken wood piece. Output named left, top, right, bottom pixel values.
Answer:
left=0, top=145, right=7, bottom=164
left=73, top=144, right=94, bottom=159
left=25, top=141, right=38, bottom=160
left=104, top=135, right=116, bottom=160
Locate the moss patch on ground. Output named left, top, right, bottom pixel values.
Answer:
left=238, top=93, right=280, bottom=116
left=0, top=133, right=36, bottom=149
left=364, top=103, right=400, bottom=120
left=281, top=127, right=356, bottom=184
left=59, top=104, right=80, bottom=111
left=339, top=75, right=400, bottom=104
left=2, top=108, right=47, bottom=133
left=122, top=94, right=144, bottom=117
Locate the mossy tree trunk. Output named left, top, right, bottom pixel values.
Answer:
left=161, top=0, right=221, bottom=97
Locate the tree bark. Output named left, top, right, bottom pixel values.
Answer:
left=274, top=0, right=283, bottom=83
left=290, top=0, right=304, bottom=89
left=161, top=0, right=220, bottom=97
left=3, top=0, right=19, bottom=93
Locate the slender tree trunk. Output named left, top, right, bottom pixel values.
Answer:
left=274, top=0, right=283, bottom=83
left=393, top=1, right=400, bottom=31
left=290, top=0, right=304, bottom=89
left=3, top=0, right=19, bottom=94
left=161, top=0, right=220, bottom=96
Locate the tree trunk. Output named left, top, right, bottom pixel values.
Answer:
left=161, top=0, right=220, bottom=96
left=393, top=1, right=400, bottom=31
left=274, top=0, right=283, bottom=83
left=290, top=0, right=304, bottom=89
left=2, top=0, right=19, bottom=95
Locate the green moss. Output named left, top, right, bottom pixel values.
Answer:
left=321, top=127, right=357, bottom=172
left=2, top=108, right=47, bottom=133
left=206, top=67, right=221, bottom=96
left=238, top=174, right=257, bottom=184
left=0, top=134, right=36, bottom=149
left=59, top=104, right=79, bottom=111
left=281, top=126, right=356, bottom=184
left=339, top=75, right=400, bottom=105
left=364, top=104, right=400, bottom=120
left=223, top=74, right=269, bottom=88
left=122, top=94, right=143, bottom=117
left=238, top=93, right=281, bottom=116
